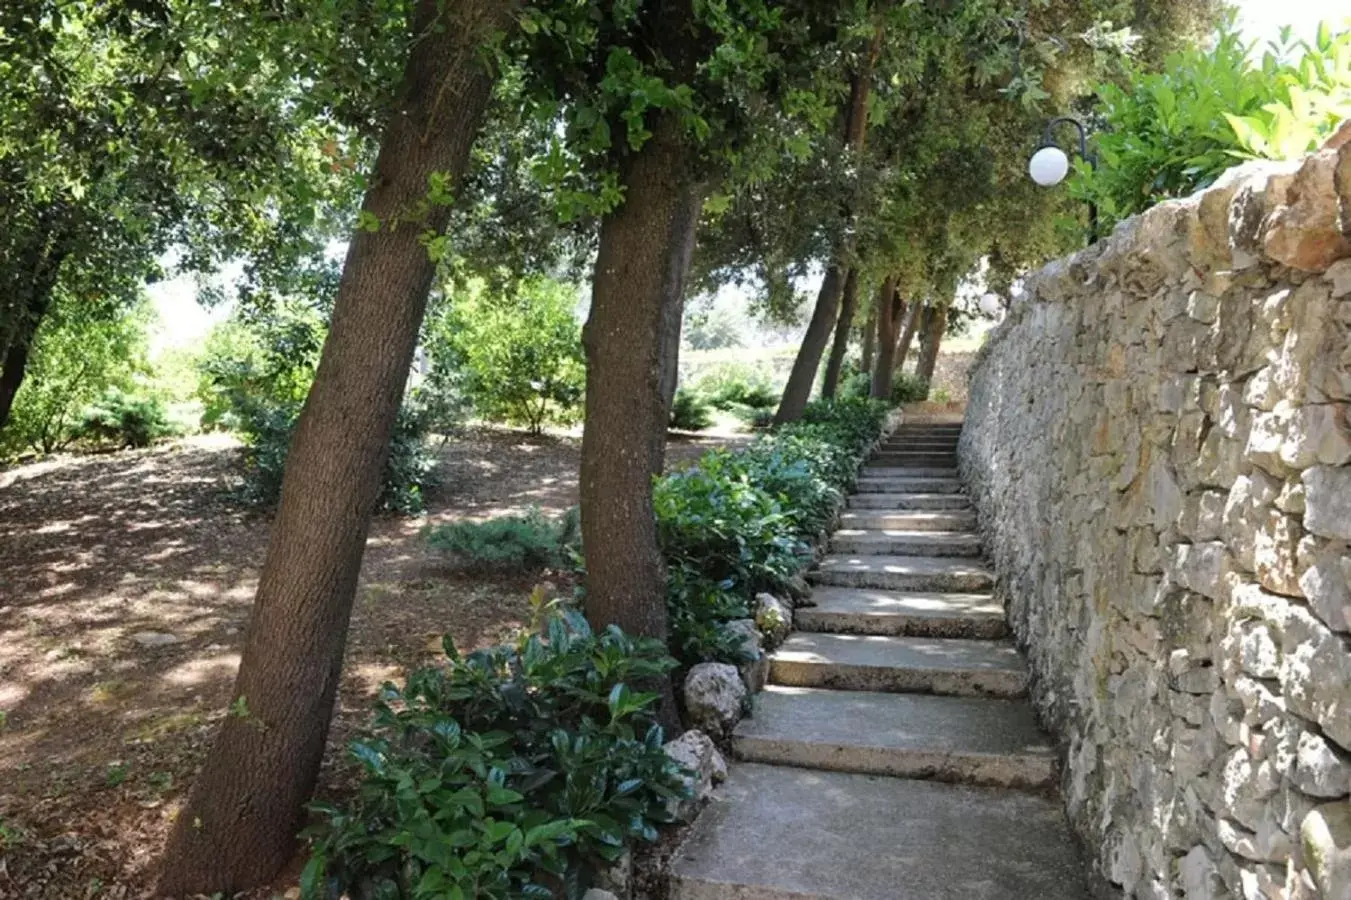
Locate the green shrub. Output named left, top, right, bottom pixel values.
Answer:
left=652, top=397, right=889, bottom=666
left=668, top=389, right=714, bottom=432
left=691, top=363, right=777, bottom=411
left=1072, top=19, right=1351, bottom=232
left=427, top=277, right=585, bottom=434
left=1, top=300, right=155, bottom=458
left=75, top=388, right=174, bottom=449
left=837, top=370, right=873, bottom=400
left=301, top=611, right=689, bottom=900
left=425, top=507, right=579, bottom=572
left=234, top=399, right=437, bottom=514
left=891, top=373, right=929, bottom=404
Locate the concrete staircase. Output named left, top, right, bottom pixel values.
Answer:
left=670, top=420, right=1089, bottom=900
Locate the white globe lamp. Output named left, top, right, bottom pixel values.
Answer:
left=1028, top=145, right=1070, bottom=187
left=979, top=292, right=1003, bottom=316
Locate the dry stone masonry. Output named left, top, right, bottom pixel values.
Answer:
left=961, top=144, right=1351, bottom=898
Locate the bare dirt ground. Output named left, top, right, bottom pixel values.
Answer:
left=0, top=425, right=745, bottom=899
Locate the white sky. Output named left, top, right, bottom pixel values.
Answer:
left=146, top=0, right=1344, bottom=353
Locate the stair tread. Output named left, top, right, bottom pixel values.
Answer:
left=863, top=465, right=959, bottom=477
left=846, top=495, right=971, bottom=511
left=816, top=553, right=991, bottom=577
left=838, top=510, right=975, bottom=526
left=735, top=685, right=1054, bottom=762
left=774, top=632, right=1024, bottom=674
left=670, top=764, right=1088, bottom=900
left=804, top=586, right=1002, bottom=620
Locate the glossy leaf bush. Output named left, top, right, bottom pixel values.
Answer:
left=656, top=397, right=888, bottom=665
left=302, top=610, right=688, bottom=900
left=1072, top=19, right=1351, bottom=232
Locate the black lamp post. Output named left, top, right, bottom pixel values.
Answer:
left=1028, top=116, right=1098, bottom=243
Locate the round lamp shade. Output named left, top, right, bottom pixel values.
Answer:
left=1028, top=145, right=1070, bottom=186
left=979, top=292, right=1003, bottom=316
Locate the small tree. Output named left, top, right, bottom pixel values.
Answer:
left=1, top=298, right=154, bottom=457
left=433, top=277, right=585, bottom=434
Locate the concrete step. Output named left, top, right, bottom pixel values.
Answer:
left=670, top=763, right=1088, bottom=900
left=770, top=632, right=1028, bottom=698
left=854, top=476, right=963, bottom=494
left=844, top=493, right=970, bottom=514
left=871, top=453, right=958, bottom=467
left=830, top=529, right=982, bottom=557
left=733, top=686, right=1057, bottom=789
left=839, top=506, right=975, bottom=528
left=862, top=465, right=957, bottom=479
left=811, top=553, right=993, bottom=592
left=882, top=437, right=958, bottom=447
left=795, top=586, right=1008, bottom=639
left=891, top=425, right=963, bottom=433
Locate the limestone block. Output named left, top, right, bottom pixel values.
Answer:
left=1301, top=802, right=1351, bottom=899
left=753, top=593, right=793, bottom=649
left=1220, top=748, right=1283, bottom=831
left=1175, top=542, right=1230, bottom=600
left=1254, top=510, right=1305, bottom=597
left=1280, top=604, right=1351, bottom=751
left=1262, top=149, right=1351, bottom=272
left=1293, top=729, right=1351, bottom=799
left=1246, top=367, right=1282, bottom=412
left=662, top=729, right=727, bottom=822
left=1229, top=162, right=1303, bottom=269
left=1297, top=545, right=1351, bottom=633
left=1280, top=404, right=1351, bottom=469
left=1304, top=466, right=1351, bottom=541
left=1180, top=845, right=1225, bottom=900
left=1276, top=481, right=1307, bottom=516
left=682, top=663, right=746, bottom=737
left=1247, top=406, right=1294, bottom=477
left=1327, top=258, right=1351, bottom=298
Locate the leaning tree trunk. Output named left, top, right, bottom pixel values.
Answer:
left=774, top=264, right=844, bottom=421
left=156, top=1, right=512, bottom=893
left=914, top=301, right=948, bottom=390
left=820, top=267, right=859, bottom=399
left=772, top=22, right=882, bottom=424
left=893, top=299, right=923, bottom=373
left=0, top=230, right=67, bottom=429
left=580, top=111, right=702, bottom=643
left=859, top=301, right=877, bottom=377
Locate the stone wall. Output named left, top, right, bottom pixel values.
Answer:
left=960, top=144, right=1351, bottom=899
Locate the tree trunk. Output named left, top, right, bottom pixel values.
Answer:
left=915, top=301, right=948, bottom=390
left=773, top=264, right=843, bottom=422
left=820, top=267, right=858, bottom=399
left=869, top=277, right=900, bottom=399
left=894, top=298, right=923, bottom=374
left=0, top=310, right=44, bottom=428
left=156, top=2, right=511, bottom=893
left=772, top=21, right=882, bottom=423
left=581, top=110, right=702, bottom=643
left=859, top=301, right=876, bottom=377
left=0, top=231, right=67, bottom=429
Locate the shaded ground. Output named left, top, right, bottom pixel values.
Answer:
left=0, top=425, right=745, bottom=898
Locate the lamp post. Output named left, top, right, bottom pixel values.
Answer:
left=1028, top=116, right=1098, bottom=243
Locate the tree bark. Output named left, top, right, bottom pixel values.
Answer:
left=820, top=266, right=858, bottom=399
left=894, top=298, right=923, bottom=373
left=859, top=301, right=876, bottom=377
left=156, top=1, right=512, bottom=893
left=915, top=301, right=948, bottom=390
left=772, top=20, right=882, bottom=423
left=580, top=110, right=703, bottom=646
left=0, top=228, right=67, bottom=429
left=869, top=277, right=900, bottom=399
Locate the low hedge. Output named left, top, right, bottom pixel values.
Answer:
left=656, top=396, right=890, bottom=666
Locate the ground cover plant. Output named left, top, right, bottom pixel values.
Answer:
left=301, top=604, right=688, bottom=900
